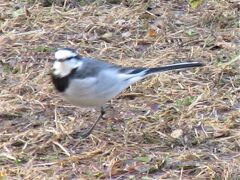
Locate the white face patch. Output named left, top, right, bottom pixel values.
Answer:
left=52, top=59, right=83, bottom=77
left=55, top=49, right=78, bottom=60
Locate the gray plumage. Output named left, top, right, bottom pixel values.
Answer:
left=73, top=56, right=116, bottom=79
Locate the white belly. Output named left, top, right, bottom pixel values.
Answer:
left=63, top=76, right=127, bottom=107
left=61, top=68, right=145, bottom=107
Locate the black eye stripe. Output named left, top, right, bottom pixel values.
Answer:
left=58, top=55, right=80, bottom=62
left=65, top=57, right=73, bottom=61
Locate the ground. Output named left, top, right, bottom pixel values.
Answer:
left=0, top=0, right=240, bottom=179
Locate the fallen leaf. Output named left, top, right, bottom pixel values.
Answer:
left=102, top=32, right=113, bottom=39
left=171, top=129, right=183, bottom=139
left=147, top=28, right=157, bottom=37
left=188, top=0, right=205, bottom=9
left=213, top=130, right=230, bottom=138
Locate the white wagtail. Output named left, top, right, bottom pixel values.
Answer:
left=51, top=48, right=204, bottom=138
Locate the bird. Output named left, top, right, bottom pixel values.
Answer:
left=51, top=48, right=204, bottom=138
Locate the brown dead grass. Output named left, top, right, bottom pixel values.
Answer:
left=0, top=0, right=240, bottom=179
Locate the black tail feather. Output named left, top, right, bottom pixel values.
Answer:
left=145, top=62, right=204, bottom=75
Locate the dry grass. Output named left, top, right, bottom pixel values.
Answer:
left=0, top=0, right=240, bottom=179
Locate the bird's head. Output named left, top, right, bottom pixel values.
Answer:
left=52, top=48, right=83, bottom=77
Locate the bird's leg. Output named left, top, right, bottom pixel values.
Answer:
left=79, top=107, right=105, bottom=138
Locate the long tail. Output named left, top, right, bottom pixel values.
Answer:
left=119, top=62, right=204, bottom=85
left=145, top=62, right=204, bottom=75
